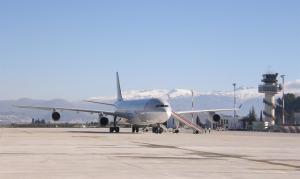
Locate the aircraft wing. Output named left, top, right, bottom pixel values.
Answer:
left=15, top=105, right=116, bottom=116
left=176, top=108, right=240, bottom=115
left=83, top=100, right=116, bottom=107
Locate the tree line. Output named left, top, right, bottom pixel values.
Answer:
left=241, top=93, right=300, bottom=127
left=275, top=93, right=300, bottom=125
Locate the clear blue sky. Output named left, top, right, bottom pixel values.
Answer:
left=0, top=0, right=299, bottom=100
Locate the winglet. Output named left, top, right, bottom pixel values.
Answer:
left=116, top=72, right=123, bottom=101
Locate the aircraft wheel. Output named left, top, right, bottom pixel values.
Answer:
left=193, top=130, right=199, bottom=134
left=136, top=127, right=139, bottom=133
left=132, top=127, right=136, bottom=133
left=158, top=127, right=162, bottom=134
left=115, top=127, right=120, bottom=133
left=158, top=127, right=163, bottom=134
left=152, top=127, right=156, bottom=133
left=152, top=127, right=158, bottom=133
left=109, top=127, right=114, bottom=133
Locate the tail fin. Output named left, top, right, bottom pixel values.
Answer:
left=116, top=72, right=123, bottom=101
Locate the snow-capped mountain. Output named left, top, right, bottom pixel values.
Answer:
left=90, top=87, right=262, bottom=101
left=1, top=82, right=299, bottom=124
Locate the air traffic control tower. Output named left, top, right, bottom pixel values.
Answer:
left=258, top=73, right=282, bottom=125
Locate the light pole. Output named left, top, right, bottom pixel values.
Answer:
left=280, top=75, right=285, bottom=125
left=191, top=90, right=194, bottom=124
left=233, top=83, right=236, bottom=128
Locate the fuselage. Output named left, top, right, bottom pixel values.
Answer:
left=114, top=98, right=172, bottom=125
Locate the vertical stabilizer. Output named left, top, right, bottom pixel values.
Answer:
left=116, top=72, right=123, bottom=101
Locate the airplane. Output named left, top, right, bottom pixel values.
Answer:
left=16, top=72, right=238, bottom=134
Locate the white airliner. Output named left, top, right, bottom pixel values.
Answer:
left=17, top=72, right=237, bottom=134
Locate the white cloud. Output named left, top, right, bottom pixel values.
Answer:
left=286, top=80, right=300, bottom=89
left=285, top=80, right=300, bottom=95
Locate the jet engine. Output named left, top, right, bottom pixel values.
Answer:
left=100, top=117, right=109, bottom=126
left=52, top=112, right=61, bottom=121
left=212, top=114, right=221, bottom=123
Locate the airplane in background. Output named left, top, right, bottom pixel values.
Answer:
left=17, top=72, right=238, bottom=134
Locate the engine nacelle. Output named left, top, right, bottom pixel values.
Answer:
left=212, top=114, right=221, bottom=123
left=52, top=112, right=61, bottom=121
left=100, top=117, right=109, bottom=126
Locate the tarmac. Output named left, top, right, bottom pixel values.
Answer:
left=0, top=128, right=299, bottom=179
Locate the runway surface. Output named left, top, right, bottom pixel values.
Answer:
left=0, top=128, right=299, bottom=179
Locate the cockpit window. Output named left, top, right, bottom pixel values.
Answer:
left=156, top=104, right=169, bottom=108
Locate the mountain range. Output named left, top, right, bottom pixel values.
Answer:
left=1, top=81, right=300, bottom=124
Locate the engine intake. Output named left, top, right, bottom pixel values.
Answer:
left=100, top=117, right=109, bottom=126
left=212, top=114, right=221, bottom=123
left=52, top=112, right=61, bottom=121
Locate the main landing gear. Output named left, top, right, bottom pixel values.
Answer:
left=132, top=125, right=139, bottom=133
left=109, top=116, right=120, bottom=133
left=109, top=127, right=120, bottom=133
left=152, top=124, right=163, bottom=134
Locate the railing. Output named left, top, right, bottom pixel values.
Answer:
left=172, top=111, right=204, bottom=133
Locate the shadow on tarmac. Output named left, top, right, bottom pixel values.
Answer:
left=136, top=142, right=300, bottom=171
left=67, top=130, right=133, bottom=134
